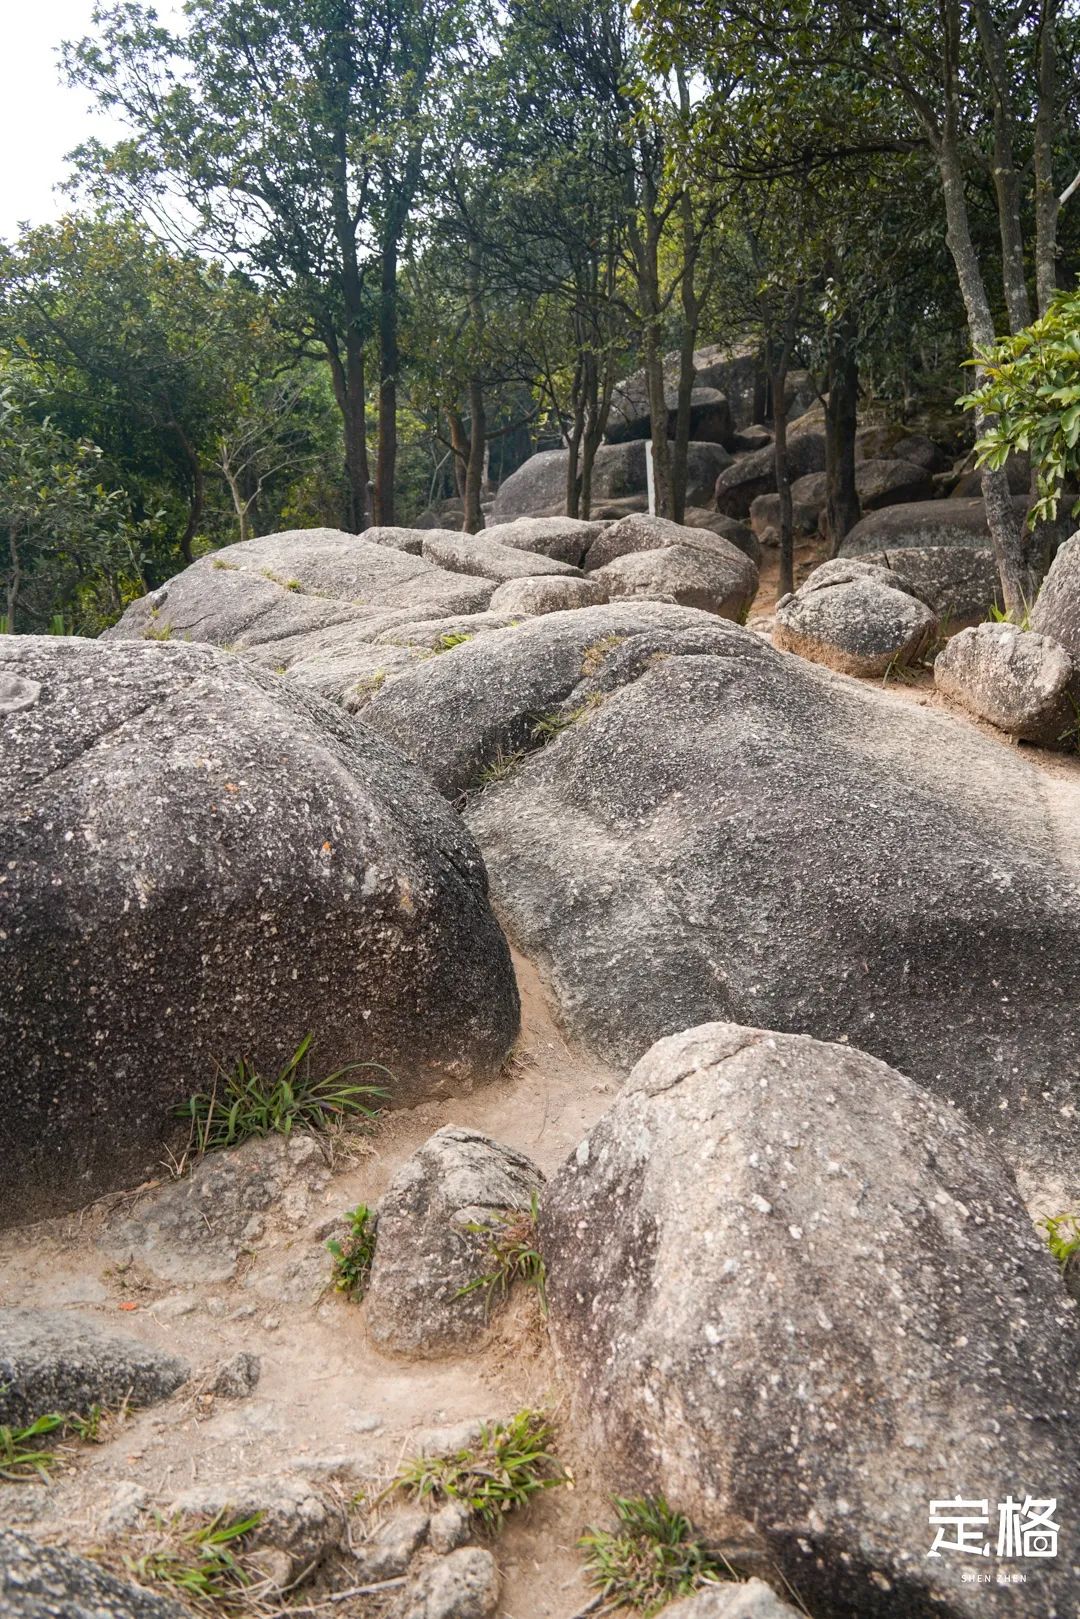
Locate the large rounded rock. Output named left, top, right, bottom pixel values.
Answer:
left=482, top=516, right=607, bottom=568
left=421, top=531, right=581, bottom=585
left=366, top=1126, right=543, bottom=1355
left=774, top=566, right=937, bottom=677
left=0, top=638, right=519, bottom=1224
left=488, top=575, right=608, bottom=616
left=714, top=431, right=827, bottom=518
left=464, top=627, right=1080, bottom=1195
left=1031, top=530, right=1080, bottom=658
left=103, top=529, right=495, bottom=649
left=591, top=541, right=757, bottom=619
left=541, top=1023, right=1080, bottom=1619
left=935, top=621, right=1080, bottom=747
left=492, top=444, right=646, bottom=520
left=792, top=457, right=935, bottom=519
left=0, top=1532, right=187, bottom=1619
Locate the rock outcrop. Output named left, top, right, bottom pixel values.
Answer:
left=0, top=637, right=519, bottom=1223
left=457, top=616, right=1080, bottom=1193
left=714, top=430, right=827, bottom=518
left=541, top=1023, right=1080, bottom=1619
left=934, top=621, right=1080, bottom=747
left=0, top=1310, right=189, bottom=1426
left=0, top=1531, right=187, bottom=1619
left=1030, top=530, right=1080, bottom=658
left=774, top=562, right=937, bottom=677
left=366, top=1127, right=543, bottom=1355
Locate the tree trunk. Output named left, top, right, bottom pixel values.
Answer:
left=973, top=0, right=1032, bottom=332
left=463, top=378, right=486, bottom=533
left=825, top=309, right=860, bottom=555
left=6, top=526, right=20, bottom=631
left=937, top=5, right=1031, bottom=613
left=172, top=421, right=203, bottom=565
left=672, top=246, right=698, bottom=523
left=1034, top=0, right=1061, bottom=316
left=374, top=231, right=399, bottom=526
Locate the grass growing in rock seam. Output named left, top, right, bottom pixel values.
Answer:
left=175, top=1033, right=389, bottom=1158
left=125, top=1510, right=265, bottom=1614
left=394, top=1409, right=567, bottom=1531
left=1039, top=1209, right=1080, bottom=1265
left=456, top=1191, right=547, bottom=1316
left=326, top=1203, right=378, bottom=1297
left=0, top=1404, right=106, bottom=1482
left=579, top=1495, right=738, bottom=1615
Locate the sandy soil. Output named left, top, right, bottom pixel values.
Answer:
left=0, top=952, right=620, bottom=1618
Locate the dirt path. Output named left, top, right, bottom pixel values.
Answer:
left=0, top=951, right=620, bottom=1618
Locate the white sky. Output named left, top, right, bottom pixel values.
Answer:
left=0, top=2, right=174, bottom=240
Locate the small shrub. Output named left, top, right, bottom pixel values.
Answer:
left=456, top=1191, right=547, bottom=1315
left=580, top=1495, right=737, bottom=1615
left=394, top=1408, right=566, bottom=1531
left=1039, top=1210, right=1080, bottom=1266
left=126, top=1509, right=264, bottom=1612
left=326, top=1203, right=378, bottom=1297
left=175, top=1033, right=388, bottom=1156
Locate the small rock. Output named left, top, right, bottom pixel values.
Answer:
left=169, top=1476, right=335, bottom=1582
left=935, top=620, right=1080, bottom=747
left=410, top=1420, right=487, bottom=1458
left=100, top=1482, right=151, bottom=1534
left=0, top=1529, right=186, bottom=1617
left=0, top=1310, right=189, bottom=1428
left=396, top=1547, right=499, bottom=1619
left=488, top=576, right=608, bottom=616
left=661, top=1580, right=803, bottom=1618
left=355, top=1510, right=430, bottom=1580
left=210, top=1352, right=261, bottom=1399
left=774, top=566, right=937, bottom=677
left=428, top=1502, right=472, bottom=1555
left=245, top=1548, right=294, bottom=1594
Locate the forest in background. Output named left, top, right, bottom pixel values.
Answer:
left=3, top=0, right=1080, bottom=635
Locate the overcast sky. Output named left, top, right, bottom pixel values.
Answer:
left=0, top=3, right=174, bottom=241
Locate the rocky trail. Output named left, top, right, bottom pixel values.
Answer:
left=5, top=367, right=1080, bottom=1619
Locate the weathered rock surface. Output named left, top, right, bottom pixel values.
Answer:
left=661, top=1583, right=802, bottom=1619
left=839, top=500, right=1016, bottom=621
left=363, top=525, right=452, bottom=556
left=935, top=621, right=1080, bottom=747
left=421, top=531, right=581, bottom=585
left=103, top=529, right=495, bottom=649
left=169, top=1475, right=336, bottom=1583
left=748, top=491, right=819, bottom=548
left=0, top=1531, right=187, bottom=1619
left=1030, top=530, right=1080, bottom=658
left=774, top=567, right=937, bottom=677
left=0, top=637, right=518, bottom=1223
left=483, top=515, right=607, bottom=567
left=362, top=602, right=744, bottom=799
left=396, top=1547, right=499, bottom=1619
left=853, top=545, right=1002, bottom=623
left=464, top=628, right=1080, bottom=1191
left=840, top=497, right=996, bottom=556
left=792, top=456, right=935, bottom=516
left=101, top=1134, right=333, bottom=1284
left=366, top=1127, right=543, bottom=1356
left=606, top=376, right=734, bottom=446
left=488, top=575, right=608, bottom=616
left=541, top=1023, right=1080, bottom=1619
left=491, top=443, right=646, bottom=519
left=592, top=542, right=757, bottom=619
left=355, top=1510, right=430, bottom=1580
left=681, top=508, right=762, bottom=566
left=714, top=430, right=827, bottom=518
left=0, top=1310, right=189, bottom=1427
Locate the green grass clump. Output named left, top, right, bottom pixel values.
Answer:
left=531, top=695, right=601, bottom=742
left=475, top=746, right=526, bottom=787
left=0, top=1404, right=106, bottom=1482
left=175, top=1033, right=388, bottom=1156
left=326, top=1203, right=378, bottom=1297
left=1039, top=1210, right=1080, bottom=1266
left=432, top=630, right=473, bottom=652
left=456, top=1191, right=547, bottom=1316
left=126, top=1510, right=263, bottom=1612
left=211, top=557, right=239, bottom=571
left=579, top=1495, right=737, bottom=1614
left=988, top=600, right=1033, bottom=630
left=394, top=1409, right=565, bottom=1532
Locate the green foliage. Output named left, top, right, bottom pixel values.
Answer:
left=456, top=1191, right=547, bottom=1315
left=432, top=630, right=473, bottom=652
left=0, top=1404, right=106, bottom=1482
left=475, top=746, right=526, bottom=787
left=175, top=1033, right=388, bottom=1156
left=962, top=291, right=1080, bottom=525
left=326, top=1204, right=378, bottom=1297
left=987, top=601, right=1033, bottom=630
left=125, top=1510, right=264, bottom=1612
left=579, top=1495, right=736, bottom=1614
left=394, top=1409, right=566, bottom=1531
left=1039, top=1210, right=1080, bottom=1267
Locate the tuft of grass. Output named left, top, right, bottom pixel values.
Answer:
left=581, top=634, right=626, bottom=677
left=394, top=1408, right=566, bottom=1532
left=174, top=1033, right=388, bottom=1157
left=259, top=568, right=303, bottom=592
left=143, top=624, right=173, bottom=641
left=125, top=1509, right=264, bottom=1613
left=579, top=1495, right=738, bottom=1615
left=988, top=600, right=1033, bottom=630
left=326, top=1203, right=378, bottom=1297
left=456, top=1191, right=547, bottom=1316
left=475, top=746, right=526, bottom=787
left=431, top=630, right=473, bottom=653
left=0, top=1404, right=107, bottom=1482
left=211, top=557, right=239, bottom=571
left=1039, top=1210, right=1080, bottom=1266
left=531, top=694, right=602, bottom=742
